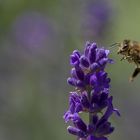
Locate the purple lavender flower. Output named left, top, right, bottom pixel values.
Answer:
left=63, top=42, right=120, bottom=140
left=67, top=42, right=112, bottom=90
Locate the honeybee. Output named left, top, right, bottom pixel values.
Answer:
left=111, top=39, right=140, bottom=82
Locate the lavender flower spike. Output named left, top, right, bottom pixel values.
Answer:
left=63, top=41, right=120, bottom=140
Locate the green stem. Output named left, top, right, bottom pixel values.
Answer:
left=88, top=90, right=92, bottom=124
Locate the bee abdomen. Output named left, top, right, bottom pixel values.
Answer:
left=132, top=68, right=140, bottom=78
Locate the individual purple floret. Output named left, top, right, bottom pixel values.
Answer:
left=63, top=42, right=120, bottom=140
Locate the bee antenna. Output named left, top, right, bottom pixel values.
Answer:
left=109, top=43, right=120, bottom=48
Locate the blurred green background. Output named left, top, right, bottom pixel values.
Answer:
left=0, top=0, right=140, bottom=140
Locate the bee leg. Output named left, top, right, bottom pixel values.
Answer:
left=120, top=56, right=131, bottom=61
left=129, top=68, right=140, bottom=82
left=126, top=56, right=133, bottom=63
left=120, top=56, right=126, bottom=61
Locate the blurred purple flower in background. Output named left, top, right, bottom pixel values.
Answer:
left=12, top=12, right=50, bottom=48
left=83, top=0, right=114, bottom=39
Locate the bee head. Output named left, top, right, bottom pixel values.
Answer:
left=117, top=39, right=130, bottom=55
